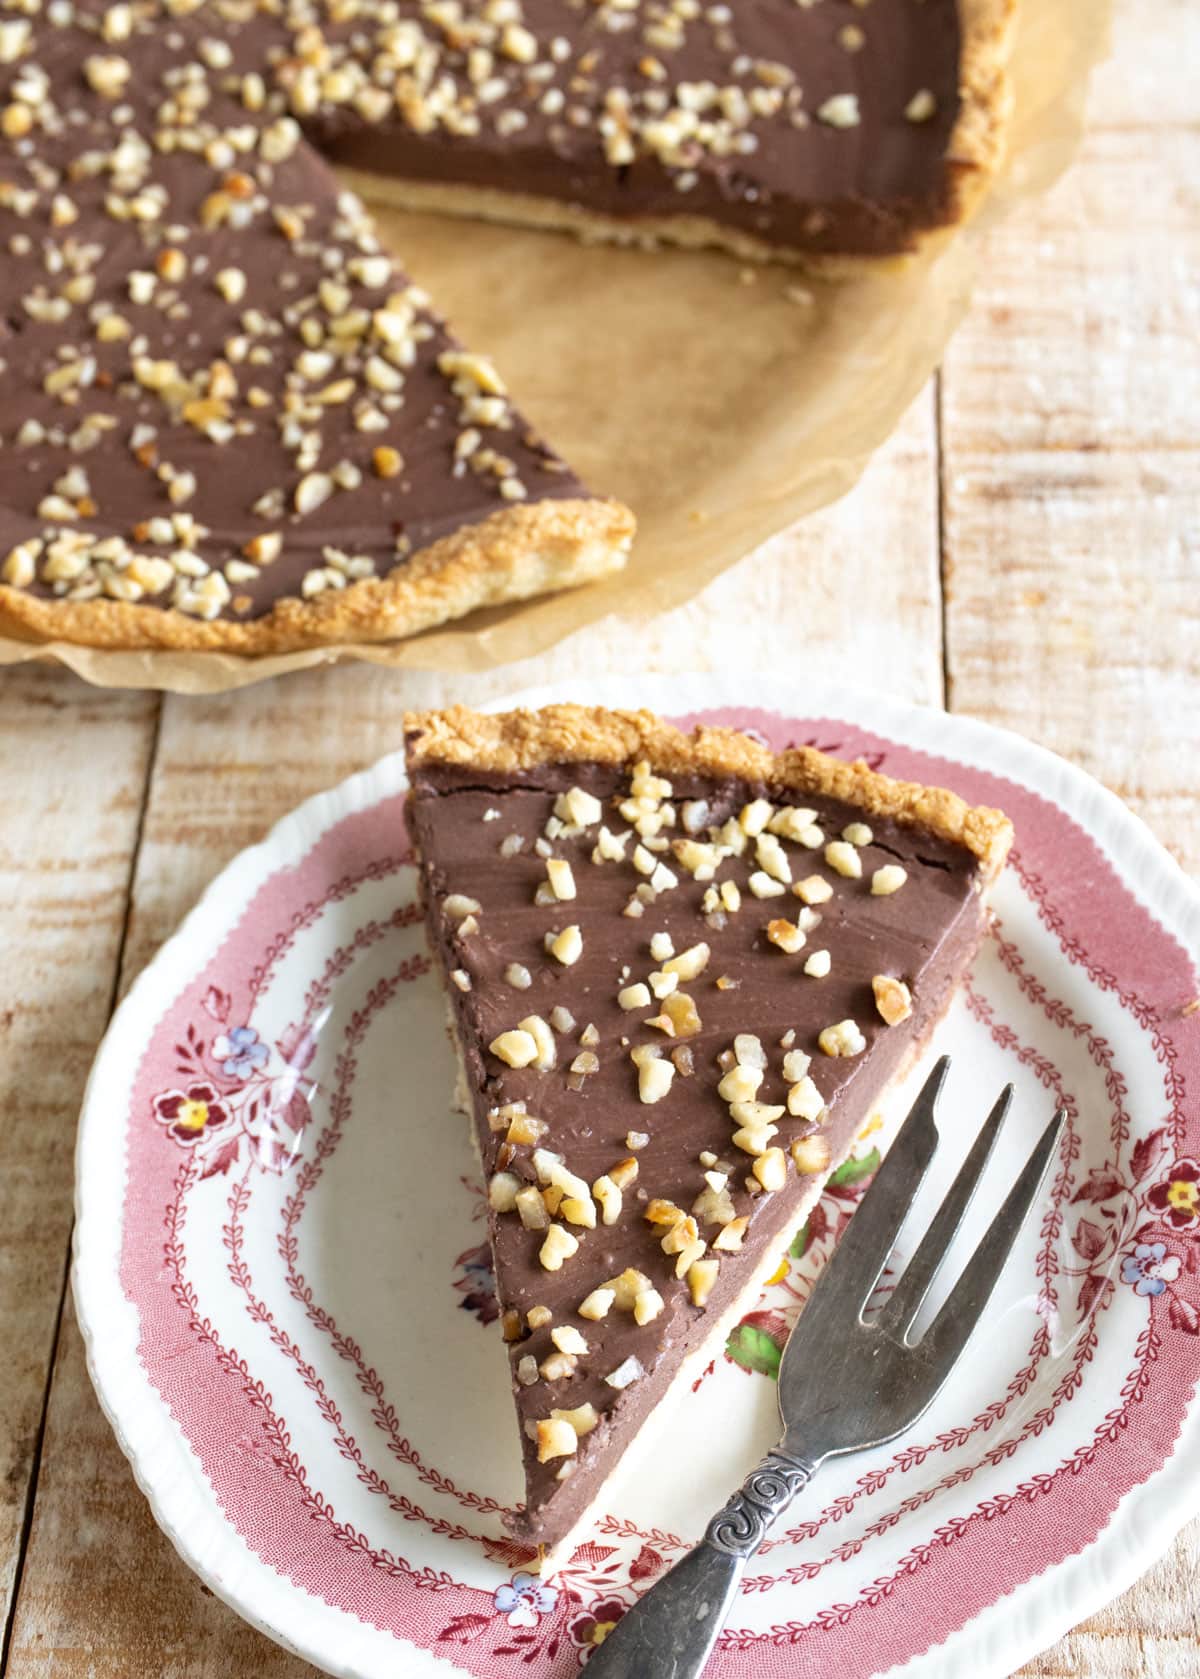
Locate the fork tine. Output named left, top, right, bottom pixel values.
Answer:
left=877, top=1084, right=1012, bottom=1340
left=917, top=1109, right=1066, bottom=1370
left=793, top=1057, right=947, bottom=1334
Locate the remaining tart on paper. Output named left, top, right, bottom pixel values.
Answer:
left=403, top=704, right=1012, bottom=1568
left=0, top=8, right=632, bottom=654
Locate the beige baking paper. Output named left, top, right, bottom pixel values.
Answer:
left=0, top=0, right=1110, bottom=693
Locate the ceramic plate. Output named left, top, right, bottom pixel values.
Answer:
left=74, top=675, right=1200, bottom=1679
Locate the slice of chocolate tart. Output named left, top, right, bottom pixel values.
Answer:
left=403, top=704, right=1011, bottom=1567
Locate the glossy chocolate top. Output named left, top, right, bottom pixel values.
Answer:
left=408, top=755, right=984, bottom=1542
left=0, top=3, right=583, bottom=624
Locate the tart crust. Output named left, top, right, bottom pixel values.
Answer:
left=403, top=703, right=1013, bottom=874
left=0, top=498, right=632, bottom=653
left=345, top=0, right=1016, bottom=271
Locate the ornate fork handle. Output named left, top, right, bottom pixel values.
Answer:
left=704, top=1449, right=813, bottom=1556
left=585, top=1446, right=816, bottom=1679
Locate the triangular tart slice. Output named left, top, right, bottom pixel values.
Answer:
left=403, top=704, right=1011, bottom=1568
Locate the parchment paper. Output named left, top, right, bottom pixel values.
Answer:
left=0, top=0, right=1110, bottom=693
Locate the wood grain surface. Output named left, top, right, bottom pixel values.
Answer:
left=1, top=0, right=1196, bottom=1673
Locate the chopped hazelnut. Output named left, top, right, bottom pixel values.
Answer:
left=518, top=1014, right=557, bottom=1070
left=593, top=1174, right=623, bottom=1225
left=755, top=833, right=792, bottom=884
left=718, top=1064, right=762, bottom=1103
left=638, top=1056, right=675, bottom=1104
left=488, top=1172, right=522, bottom=1212
left=516, top=1355, right=540, bottom=1387
left=608, top=1267, right=654, bottom=1310
left=556, top=786, right=603, bottom=827
left=551, top=1325, right=588, bottom=1356
left=782, top=1049, right=812, bottom=1083
left=625, top=1131, right=650, bottom=1151
left=739, top=798, right=773, bottom=835
left=843, top=822, right=873, bottom=846
left=661, top=991, right=701, bottom=1037
left=536, top=1417, right=578, bottom=1463
left=872, top=864, right=909, bottom=896
left=539, top=1225, right=580, bottom=1271
left=754, top=1147, right=788, bottom=1192
left=545, top=858, right=576, bottom=900
left=552, top=1402, right=599, bottom=1438
left=618, top=982, right=651, bottom=1011
left=767, top=918, right=807, bottom=954
left=804, top=950, right=832, bottom=978
left=527, top=1304, right=553, bottom=1329
left=515, top=1187, right=551, bottom=1231
left=712, top=1217, right=749, bottom=1252
left=824, top=840, right=862, bottom=879
left=489, top=1029, right=539, bottom=1068
left=579, top=1287, right=615, bottom=1321
left=795, top=875, right=834, bottom=906
left=663, top=942, right=710, bottom=981
left=633, top=1288, right=665, bottom=1325
left=873, top=974, right=914, bottom=1025
left=792, top=1134, right=833, bottom=1174
left=732, top=1124, right=779, bottom=1157
left=605, top=1355, right=645, bottom=1390
left=788, top=1076, right=826, bottom=1122
left=818, top=1020, right=868, bottom=1058
left=504, top=963, right=532, bottom=990
left=551, top=924, right=583, bottom=966
left=687, top=1258, right=720, bottom=1307
left=749, top=870, right=787, bottom=900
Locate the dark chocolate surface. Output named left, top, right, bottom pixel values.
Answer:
left=0, top=1, right=584, bottom=624
left=408, top=756, right=987, bottom=1544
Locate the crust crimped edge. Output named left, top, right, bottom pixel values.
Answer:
left=341, top=0, right=1018, bottom=272
left=0, top=497, right=633, bottom=654
left=403, top=703, right=1013, bottom=877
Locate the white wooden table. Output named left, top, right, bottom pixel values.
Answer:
left=1, top=2, right=1197, bottom=1672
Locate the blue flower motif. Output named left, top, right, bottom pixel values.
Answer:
left=493, top=1571, right=558, bottom=1628
left=213, top=1025, right=269, bottom=1081
left=1120, top=1242, right=1182, bottom=1297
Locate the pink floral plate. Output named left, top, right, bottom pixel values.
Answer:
left=73, top=674, right=1200, bottom=1679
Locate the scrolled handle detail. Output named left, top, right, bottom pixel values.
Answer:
left=704, top=1451, right=813, bottom=1557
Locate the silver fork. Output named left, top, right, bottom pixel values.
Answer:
left=586, top=1057, right=1066, bottom=1679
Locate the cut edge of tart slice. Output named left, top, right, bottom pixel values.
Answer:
left=403, top=704, right=1012, bottom=1573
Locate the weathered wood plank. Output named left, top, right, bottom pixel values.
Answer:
left=2, top=398, right=941, bottom=1676
left=943, top=4, right=1200, bottom=1674
left=0, top=673, right=157, bottom=1651
left=941, top=48, right=1200, bottom=877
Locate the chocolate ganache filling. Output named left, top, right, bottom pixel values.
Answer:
left=407, top=755, right=990, bottom=1545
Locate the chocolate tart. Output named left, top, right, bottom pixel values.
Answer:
left=0, top=0, right=1014, bottom=654
left=0, top=5, right=632, bottom=653
left=403, top=704, right=1011, bottom=1567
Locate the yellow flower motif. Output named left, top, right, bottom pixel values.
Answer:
left=1167, top=1179, right=1199, bottom=1216
left=175, top=1098, right=210, bottom=1133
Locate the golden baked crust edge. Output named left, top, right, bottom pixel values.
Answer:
left=0, top=496, right=634, bottom=653
left=403, top=703, right=1013, bottom=878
